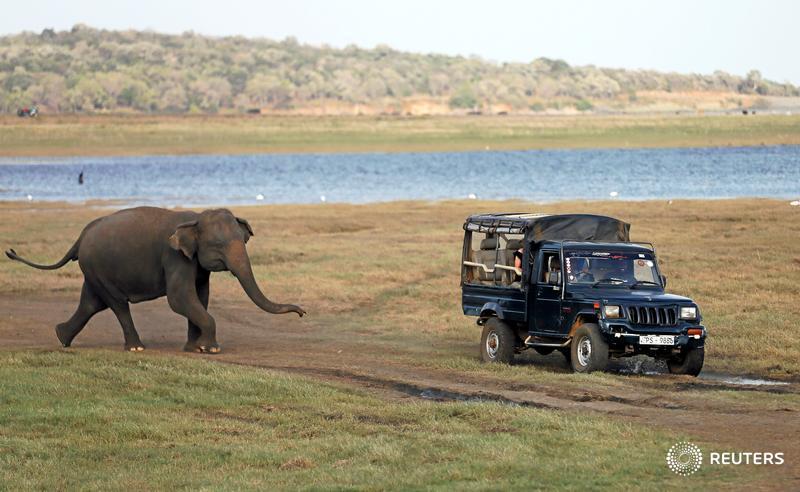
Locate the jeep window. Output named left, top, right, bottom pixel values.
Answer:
left=539, top=251, right=561, bottom=284
left=564, top=251, right=660, bottom=287
left=463, top=231, right=524, bottom=287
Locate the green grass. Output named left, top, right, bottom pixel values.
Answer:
left=1, top=113, right=799, bottom=156
left=0, top=350, right=750, bottom=490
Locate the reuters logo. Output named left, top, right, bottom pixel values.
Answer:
left=666, top=441, right=703, bottom=476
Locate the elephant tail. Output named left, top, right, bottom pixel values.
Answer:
left=6, top=238, right=80, bottom=270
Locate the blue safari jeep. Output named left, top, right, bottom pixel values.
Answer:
left=461, top=213, right=706, bottom=375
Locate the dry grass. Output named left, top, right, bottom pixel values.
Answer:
left=1, top=198, right=798, bottom=378
left=1, top=113, right=799, bottom=156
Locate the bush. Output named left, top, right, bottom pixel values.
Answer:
left=575, top=99, right=594, bottom=111
left=449, top=84, right=478, bottom=109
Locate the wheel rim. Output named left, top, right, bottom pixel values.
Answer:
left=576, top=336, right=592, bottom=367
left=486, top=331, right=499, bottom=359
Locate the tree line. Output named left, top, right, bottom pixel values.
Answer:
left=1, top=24, right=796, bottom=114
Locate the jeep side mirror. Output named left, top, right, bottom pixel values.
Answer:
left=660, top=275, right=667, bottom=287
left=548, top=271, right=561, bottom=285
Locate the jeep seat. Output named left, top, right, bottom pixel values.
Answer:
left=473, top=236, right=501, bottom=283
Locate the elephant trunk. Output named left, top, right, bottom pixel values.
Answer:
left=225, top=242, right=305, bottom=317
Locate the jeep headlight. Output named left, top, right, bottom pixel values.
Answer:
left=604, top=305, right=622, bottom=318
left=680, top=306, right=697, bottom=320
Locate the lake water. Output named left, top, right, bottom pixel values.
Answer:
left=0, top=146, right=798, bottom=206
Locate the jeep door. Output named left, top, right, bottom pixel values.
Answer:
left=532, top=249, right=563, bottom=332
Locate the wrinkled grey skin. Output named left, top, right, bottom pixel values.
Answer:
left=5, top=207, right=305, bottom=353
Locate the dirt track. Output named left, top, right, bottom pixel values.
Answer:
left=2, top=293, right=798, bottom=483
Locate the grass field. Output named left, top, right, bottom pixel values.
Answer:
left=1, top=198, right=798, bottom=489
left=0, top=350, right=755, bottom=490
left=1, top=113, right=799, bottom=156
left=2, top=198, right=797, bottom=378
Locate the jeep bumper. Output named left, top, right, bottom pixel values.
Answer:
left=598, top=319, right=706, bottom=352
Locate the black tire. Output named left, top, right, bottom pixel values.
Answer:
left=570, top=323, right=609, bottom=373
left=667, top=346, right=704, bottom=376
left=533, top=346, right=555, bottom=356
left=480, top=318, right=515, bottom=364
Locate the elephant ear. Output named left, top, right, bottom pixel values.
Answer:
left=236, top=217, right=254, bottom=243
left=168, top=220, right=199, bottom=259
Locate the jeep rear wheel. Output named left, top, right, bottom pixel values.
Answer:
left=667, top=346, right=704, bottom=376
left=570, top=323, right=609, bottom=373
left=480, top=318, right=515, bottom=364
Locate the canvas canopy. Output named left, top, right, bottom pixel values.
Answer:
left=525, top=214, right=630, bottom=243
left=464, top=213, right=630, bottom=243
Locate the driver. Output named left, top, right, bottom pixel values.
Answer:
left=619, top=259, right=635, bottom=282
left=573, top=258, right=595, bottom=282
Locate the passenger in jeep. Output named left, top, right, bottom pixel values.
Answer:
left=513, top=248, right=523, bottom=270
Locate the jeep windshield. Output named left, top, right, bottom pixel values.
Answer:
left=564, top=250, right=661, bottom=288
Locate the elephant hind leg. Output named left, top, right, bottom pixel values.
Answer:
left=56, top=282, right=107, bottom=347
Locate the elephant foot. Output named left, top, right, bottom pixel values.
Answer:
left=184, top=341, right=221, bottom=354
left=55, top=323, right=75, bottom=347
left=125, top=344, right=145, bottom=352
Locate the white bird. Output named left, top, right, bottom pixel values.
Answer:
left=609, top=191, right=619, bottom=198
left=255, top=194, right=264, bottom=201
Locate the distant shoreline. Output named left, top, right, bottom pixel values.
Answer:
left=0, top=197, right=794, bottom=212
left=1, top=113, right=799, bottom=157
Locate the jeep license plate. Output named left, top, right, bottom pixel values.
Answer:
left=639, top=335, right=675, bottom=345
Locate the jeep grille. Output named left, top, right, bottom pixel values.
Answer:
left=627, top=305, right=677, bottom=326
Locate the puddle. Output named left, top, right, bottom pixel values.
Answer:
left=417, top=387, right=527, bottom=406
left=400, top=385, right=540, bottom=407
left=609, top=356, right=667, bottom=375
left=420, top=388, right=490, bottom=402
left=608, top=358, right=792, bottom=387
left=698, top=373, right=790, bottom=386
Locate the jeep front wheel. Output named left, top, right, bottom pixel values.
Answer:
left=667, top=346, right=704, bottom=376
left=480, top=318, right=515, bottom=364
left=570, top=323, right=609, bottom=373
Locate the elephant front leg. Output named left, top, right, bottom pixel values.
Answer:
left=109, top=302, right=145, bottom=352
left=185, top=272, right=214, bottom=353
left=180, top=303, right=219, bottom=354
left=167, top=273, right=219, bottom=354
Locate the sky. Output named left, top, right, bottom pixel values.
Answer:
left=2, top=0, right=798, bottom=84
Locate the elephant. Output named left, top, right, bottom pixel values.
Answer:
left=5, top=206, right=305, bottom=353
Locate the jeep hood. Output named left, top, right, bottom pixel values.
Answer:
left=570, top=289, right=694, bottom=304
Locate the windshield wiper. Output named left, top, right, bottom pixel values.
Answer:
left=631, top=280, right=661, bottom=289
left=592, top=278, right=627, bottom=287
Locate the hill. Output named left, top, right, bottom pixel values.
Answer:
left=1, top=24, right=798, bottom=115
